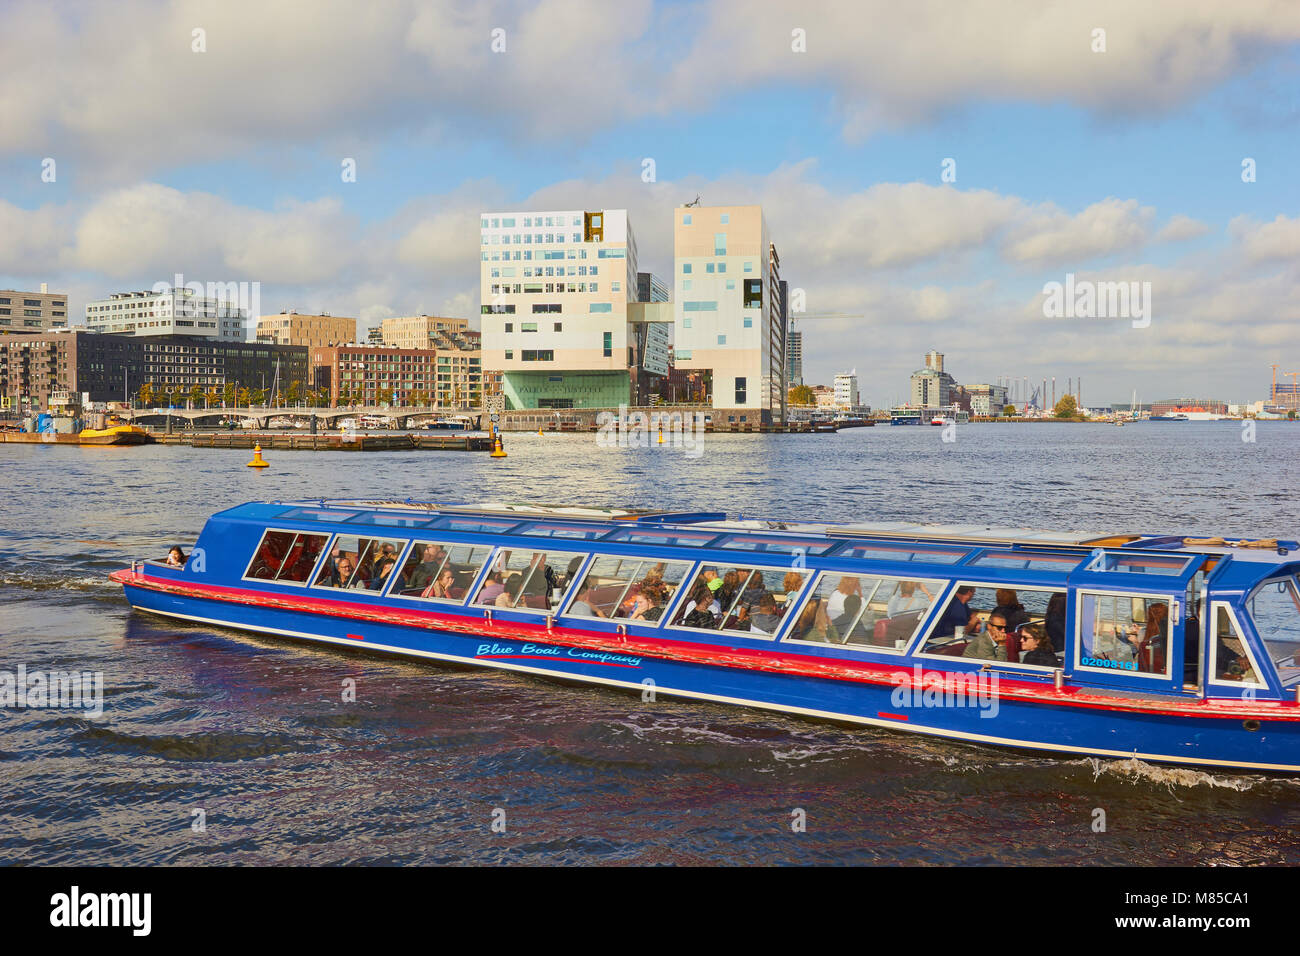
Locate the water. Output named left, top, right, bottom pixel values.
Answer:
left=3, top=421, right=1300, bottom=864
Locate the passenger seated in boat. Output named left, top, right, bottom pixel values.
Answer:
left=934, top=586, right=978, bottom=639
left=165, top=546, right=187, bottom=568
left=497, top=572, right=525, bottom=608
left=477, top=571, right=506, bottom=605
left=887, top=580, right=931, bottom=617
left=407, top=544, right=448, bottom=591
left=739, top=572, right=769, bottom=609
left=962, top=612, right=1009, bottom=662
left=824, top=576, right=862, bottom=633
left=568, top=586, right=608, bottom=617
left=683, top=587, right=720, bottom=629
left=993, top=589, right=1030, bottom=631
left=422, top=568, right=456, bottom=599
left=1141, top=603, right=1169, bottom=672
left=717, top=569, right=742, bottom=608
left=726, top=605, right=753, bottom=631
left=792, top=599, right=838, bottom=644
left=326, top=556, right=355, bottom=588
left=1045, top=593, right=1067, bottom=650
left=1019, top=623, right=1057, bottom=666
left=750, top=593, right=782, bottom=633
left=367, top=557, right=397, bottom=591
left=628, top=580, right=669, bottom=622
left=699, top=567, right=724, bottom=597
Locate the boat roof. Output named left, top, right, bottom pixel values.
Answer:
left=214, top=499, right=1298, bottom=571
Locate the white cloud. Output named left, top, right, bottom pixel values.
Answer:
left=1156, top=214, right=1211, bottom=242
left=1230, top=213, right=1300, bottom=262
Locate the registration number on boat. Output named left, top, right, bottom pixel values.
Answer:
left=1080, top=656, right=1137, bottom=671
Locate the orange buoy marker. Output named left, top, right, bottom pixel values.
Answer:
left=490, top=432, right=507, bottom=458
left=538, top=427, right=544, bottom=436
left=657, top=424, right=665, bottom=445
left=247, top=443, right=270, bottom=468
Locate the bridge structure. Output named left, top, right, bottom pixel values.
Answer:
left=117, top=406, right=485, bottom=430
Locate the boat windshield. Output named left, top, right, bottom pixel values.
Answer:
left=1246, top=575, right=1300, bottom=686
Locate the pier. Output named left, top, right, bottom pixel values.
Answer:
left=151, top=432, right=495, bottom=452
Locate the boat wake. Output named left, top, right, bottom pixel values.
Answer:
left=1080, top=756, right=1262, bottom=792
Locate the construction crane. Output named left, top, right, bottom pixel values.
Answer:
left=789, top=312, right=863, bottom=328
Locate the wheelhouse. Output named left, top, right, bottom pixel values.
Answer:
left=157, top=499, right=1300, bottom=703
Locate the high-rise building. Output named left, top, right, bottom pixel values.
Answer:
left=910, top=350, right=957, bottom=408
left=255, top=311, right=357, bottom=349
left=672, top=204, right=785, bottom=423
left=310, top=344, right=476, bottom=407
left=86, top=289, right=248, bottom=341
left=0, top=285, right=69, bottom=334
left=480, top=208, right=639, bottom=409
left=786, top=329, right=803, bottom=387
left=636, top=272, right=670, bottom=303
left=834, top=369, right=859, bottom=410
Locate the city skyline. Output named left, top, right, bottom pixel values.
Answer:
left=2, top=1, right=1298, bottom=408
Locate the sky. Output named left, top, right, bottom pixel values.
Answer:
left=1, top=0, right=1298, bottom=408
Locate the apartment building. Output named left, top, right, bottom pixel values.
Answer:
left=672, top=205, right=786, bottom=423
left=910, top=350, right=957, bottom=408
left=786, top=330, right=803, bottom=387
left=480, top=208, right=639, bottom=409
left=0, top=285, right=69, bottom=334
left=86, top=289, right=248, bottom=341
left=255, top=311, right=357, bottom=349
left=379, top=315, right=473, bottom=350
left=311, top=344, right=483, bottom=408
left=0, top=330, right=305, bottom=408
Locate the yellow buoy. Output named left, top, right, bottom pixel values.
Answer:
left=247, top=443, right=270, bottom=468
left=538, top=428, right=544, bottom=436
left=657, top=426, right=664, bottom=445
left=490, top=432, right=507, bottom=458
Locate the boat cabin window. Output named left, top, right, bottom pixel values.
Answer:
left=920, top=584, right=1066, bottom=666
left=787, top=573, right=946, bottom=652
left=565, top=557, right=694, bottom=622
left=668, top=565, right=810, bottom=635
left=1209, top=603, right=1265, bottom=688
left=313, top=535, right=408, bottom=592
left=427, top=515, right=523, bottom=535
left=1096, top=553, right=1193, bottom=576
left=969, top=550, right=1080, bottom=572
left=1075, top=592, right=1172, bottom=678
left=278, top=507, right=360, bottom=522
left=518, top=522, right=611, bottom=541
left=345, top=511, right=435, bottom=528
left=1246, top=575, right=1300, bottom=686
left=717, top=534, right=839, bottom=557
left=472, top=548, right=588, bottom=613
left=835, top=542, right=965, bottom=565
left=244, top=530, right=330, bottom=584
left=391, top=541, right=495, bottom=603
left=602, top=527, right=721, bottom=548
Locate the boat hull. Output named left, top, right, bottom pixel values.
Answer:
left=116, top=575, right=1300, bottom=774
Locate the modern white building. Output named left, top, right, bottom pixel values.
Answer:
left=672, top=204, right=786, bottom=423
left=480, top=209, right=639, bottom=408
left=834, top=369, right=859, bottom=410
left=85, top=289, right=248, bottom=341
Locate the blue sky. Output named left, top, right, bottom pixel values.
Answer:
left=2, top=0, right=1298, bottom=407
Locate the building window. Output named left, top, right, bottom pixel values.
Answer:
left=553, top=322, right=562, bottom=332
left=505, top=350, right=513, bottom=360
left=603, top=332, right=612, bottom=358
left=589, top=303, right=612, bottom=313
left=714, top=233, right=726, bottom=256
left=720, top=213, right=729, bottom=224
left=504, top=322, right=513, bottom=332
left=683, top=214, right=692, bottom=225
left=682, top=263, right=692, bottom=274
left=735, top=377, right=746, bottom=404
left=743, top=318, right=752, bottom=328
left=717, top=335, right=727, bottom=345
left=744, top=261, right=753, bottom=273
left=682, top=280, right=692, bottom=291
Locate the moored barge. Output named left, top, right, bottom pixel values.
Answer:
left=112, top=501, right=1300, bottom=772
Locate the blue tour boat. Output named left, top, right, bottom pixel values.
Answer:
left=112, top=501, right=1300, bottom=772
